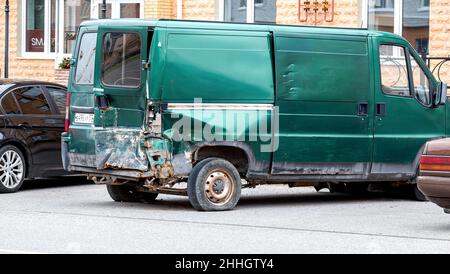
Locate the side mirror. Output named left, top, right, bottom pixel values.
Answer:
left=434, top=82, right=447, bottom=106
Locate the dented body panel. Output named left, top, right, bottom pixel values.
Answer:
left=63, top=19, right=448, bottom=192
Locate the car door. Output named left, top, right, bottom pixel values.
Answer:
left=9, top=85, right=63, bottom=165
left=371, top=38, right=445, bottom=178
left=43, top=85, right=67, bottom=165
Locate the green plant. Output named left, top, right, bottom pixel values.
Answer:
left=58, top=57, right=71, bottom=69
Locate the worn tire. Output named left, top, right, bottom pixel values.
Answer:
left=0, top=145, right=26, bottom=193
left=411, top=183, right=428, bottom=201
left=106, top=184, right=158, bottom=203
left=187, top=158, right=241, bottom=211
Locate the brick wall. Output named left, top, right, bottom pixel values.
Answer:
left=276, top=0, right=361, bottom=27
left=182, top=0, right=216, bottom=21
left=429, top=0, right=450, bottom=86
left=54, top=69, right=70, bottom=86
left=144, top=0, right=176, bottom=19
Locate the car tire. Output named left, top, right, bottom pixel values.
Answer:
left=0, top=145, right=26, bottom=193
left=411, top=183, right=428, bottom=201
left=106, top=184, right=158, bottom=203
left=187, top=158, right=241, bottom=211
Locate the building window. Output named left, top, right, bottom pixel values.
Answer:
left=91, top=0, right=144, bottom=20
left=368, top=0, right=430, bottom=54
left=63, top=0, right=92, bottom=54
left=221, top=0, right=276, bottom=24
left=21, top=0, right=143, bottom=59
left=420, top=0, right=430, bottom=8
left=23, top=0, right=56, bottom=54
left=373, top=0, right=394, bottom=9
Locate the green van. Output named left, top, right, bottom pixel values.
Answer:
left=62, top=19, right=448, bottom=211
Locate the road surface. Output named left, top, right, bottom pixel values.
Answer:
left=0, top=179, right=449, bottom=254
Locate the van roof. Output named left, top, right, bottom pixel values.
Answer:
left=80, top=18, right=402, bottom=39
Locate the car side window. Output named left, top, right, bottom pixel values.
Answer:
left=1, top=93, right=21, bottom=114
left=379, top=44, right=411, bottom=97
left=46, top=86, right=66, bottom=114
left=13, top=86, right=51, bottom=115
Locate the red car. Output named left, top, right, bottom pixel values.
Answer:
left=418, top=138, right=450, bottom=214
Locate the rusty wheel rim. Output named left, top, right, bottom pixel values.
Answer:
left=204, top=170, right=234, bottom=205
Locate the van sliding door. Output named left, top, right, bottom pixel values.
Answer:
left=271, top=34, right=373, bottom=178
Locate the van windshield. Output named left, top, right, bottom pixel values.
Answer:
left=75, top=32, right=97, bottom=85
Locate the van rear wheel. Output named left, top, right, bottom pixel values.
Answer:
left=187, top=158, right=241, bottom=211
left=106, top=184, right=158, bottom=203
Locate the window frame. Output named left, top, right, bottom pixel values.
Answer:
left=0, top=90, right=23, bottom=115
left=21, top=0, right=58, bottom=59
left=379, top=43, right=413, bottom=98
left=13, top=85, right=56, bottom=115
left=408, top=50, right=434, bottom=107
left=42, top=85, right=68, bottom=115
left=364, top=0, right=430, bottom=51
left=0, top=85, right=57, bottom=116
left=100, top=31, right=143, bottom=89
left=378, top=42, right=434, bottom=107
left=218, top=0, right=257, bottom=23
left=20, top=0, right=144, bottom=60
left=90, top=0, right=145, bottom=20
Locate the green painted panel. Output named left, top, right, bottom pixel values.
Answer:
left=273, top=34, right=372, bottom=171
left=160, top=29, right=274, bottom=103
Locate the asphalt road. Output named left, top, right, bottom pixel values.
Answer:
left=0, top=178, right=449, bottom=254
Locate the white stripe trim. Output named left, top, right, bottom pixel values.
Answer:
left=167, top=103, right=273, bottom=111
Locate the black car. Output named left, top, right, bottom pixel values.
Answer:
left=0, top=79, right=68, bottom=193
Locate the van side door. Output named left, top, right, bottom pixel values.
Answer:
left=371, top=37, right=445, bottom=179
left=271, top=33, right=373, bottom=178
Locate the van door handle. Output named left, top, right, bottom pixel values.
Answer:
left=357, top=102, right=368, bottom=116
left=376, top=103, right=386, bottom=116
left=95, top=94, right=111, bottom=110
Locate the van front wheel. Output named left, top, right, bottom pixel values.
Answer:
left=187, top=158, right=241, bottom=211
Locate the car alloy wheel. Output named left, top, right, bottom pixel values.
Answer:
left=0, top=150, right=24, bottom=189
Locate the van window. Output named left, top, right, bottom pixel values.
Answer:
left=101, top=32, right=141, bottom=88
left=379, top=44, right=410, bottom=97
left=410, top=55, right=432, bottom=106
left=13, top=87, right=51, bottom=115
left=75, top=32, right=97, bottom=85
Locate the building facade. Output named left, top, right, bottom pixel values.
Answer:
left=0, top=0, right=448, bottom=85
